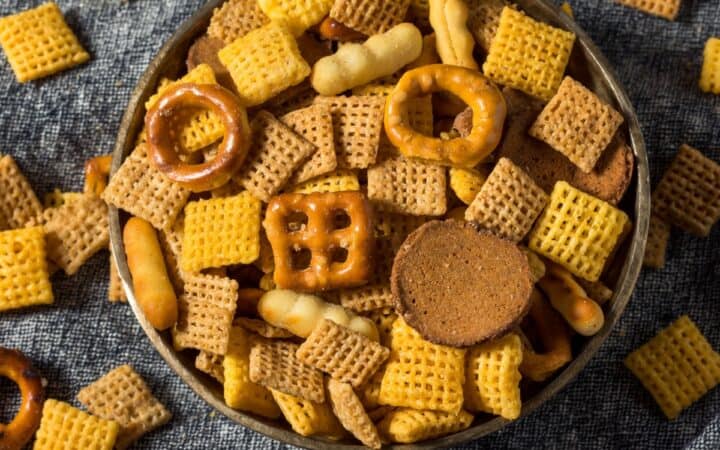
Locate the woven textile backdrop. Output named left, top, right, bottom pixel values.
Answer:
left=0, top=0, right=718, bottom=448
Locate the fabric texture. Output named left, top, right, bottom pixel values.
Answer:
left=0, top=0, right=718, bottom=449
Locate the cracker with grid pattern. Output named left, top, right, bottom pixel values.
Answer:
left=378, top=318, right=466, bottom=413
left=158, top=213, right=186, bottom=293
left=218, top=22, right=310, bottom=107
left=288, top=169, right=360, bottom=193
left=258, top=0, right=333, bottom=36
left=482, top=7, right=575, bottom=101
left=466, top=0, right=508, bottom=52
left=529, top=77, right=624, bottom=173
left=172, top=273, right=238, bottom=355
left=700, top=37, right=720, bottom=94
left=0, top=226, right=53, bottom=312
left=624, top=315, right=720, bottom=419
left=235, top=317, right=294, bottom=339
left=350, top=84, right=434, bottom=137
left=329, top=0, right=411, bottom=36
left=43, top=194, right=109, bottom=276
left=196, top=351, right=224, bottom=383
left=644, top=214, right=670, bottom=269
left=208, top=0, right=270, bottom=44
left=297, top=319, right=390, bottom=387
left=338, top=238, right=396, bottom=313
left=464, top=333, right=523, bottom=419
left=377, top=408, right=473, bottom=444
left=223, top=325, right=282, bottom=418
left=368, top=155, right=447, bottom=216
left=271, top=389, right=346, bottom=438
left=313, top=95, right=385, bottom=169
left=235, top=111, right=316, bottom=202
left=465, top=158, right=548, bottom=242
left=250, top=340, right=325, bottom=402
left=651, top=144, right=720, bottom=237
left=103, top=145, right=190, bottom=231
left=0, top=154, right=43, bottom=230
left=615, top=0, right=681, bottom=20
left=33, top=399, right=119, bottom=450
left=181, top=191, right=261, bottom=273
left=528, top=181, right=630, bottom=282
left=77, top=365, right=171, bottom=450
left=0, top=2, right=89, bottom=82
left=282, top=104, right=337, bottom=184
left=327, top=379, right=382, bottom=449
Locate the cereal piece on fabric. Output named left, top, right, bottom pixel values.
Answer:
left=271, top=389, right=345, bottom=438
left=0, top=226, right=53, bottom=312
left=615, top=0, right=681, bottom=20
left=482, top=7, right=575, bottom=101
left=235, top=111, right=316, bottom=202
left=329, top=0, right=411, bottom=36
left=289, top=169, right=360, bottom=194
left=379, top=318, right=466, bottom=413
left=449, top=167, right=488, bottom=205
left=43, top=194, right=109, bottom=276
left=644, top=214, right=671, bottom=269
left=0, top=154, right=43, bottom=230
left=208, top=0, right=270, bottom=44
left=249, top=340, right=325, bottom=402
left=463, top=333, right=523, bottom=419
left=196, top=351, right=225, bottom=383
left=158, top=213, right=186, bottom=293
left=223, top=325, right=281, bottom=418
left=377, top=408, right=473, bottom=444
left=366, top=307, right=398, bottom=346
left=235, top=317, right=294, bottom=339
left=327, top=378, right=382, bottom=449
left=103, top=145, right=190, bottom=231
left=651, top=144, right=720, bottom=237
left=313, top=95, right=385, bottom=169
left=624, top=316, right=720, bottom=419
left=528, top=181, right=630, bottom=282
left=218, top=22, right=311, bottom=107
left=181, top=191, right=261, bottom=272
left=367, top=155, right=447, bottom=216
left=466, top=0, right=508, bottom=52
left=282, top=104, right=338, bottom=184
left=172, top=273, right=238, bottom=355
left=297, top=319, right=390, bottom=387
left=561, top=2, right=574, bottom=17
left=529, top=77, right=624, bottom=173
left=109, top=251, right=126, bottom=303
left=77, top=365, right=171, bottom=450
left=465, top=158, right=548, bottom=242
left=0, top=2, right=89, bottom=83
left=34, top=399, right=119, bottom=450
left=257, top=0, right=334, bottom=36
left=700, top=37, right=720, bottom=94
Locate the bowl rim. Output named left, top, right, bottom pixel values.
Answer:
left=109, top=0, right=651, bottom=448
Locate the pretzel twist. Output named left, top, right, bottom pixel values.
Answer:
left=0, top=348, right=44, bottom=450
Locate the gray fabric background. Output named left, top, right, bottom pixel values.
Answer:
left=0, top=0, right=718, bottom=448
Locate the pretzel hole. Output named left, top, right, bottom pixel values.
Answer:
left=0, top=376, right=21, bottom=424
left=286, top=211, right=308, bottom=232
left=290, top=247, right=312, bottom=270
left=332, top=210, right=351, bottom=230
left=330, top=247, right=349, bottom=264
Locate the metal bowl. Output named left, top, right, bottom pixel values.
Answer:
left=109, top=1, right=651, bottom=448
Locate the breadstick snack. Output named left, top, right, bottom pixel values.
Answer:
left=429, top=0, right=478, bottom=69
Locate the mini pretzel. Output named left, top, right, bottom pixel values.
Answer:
left=263, top=191, right=374, bottom=292
left=317, top=17, right=366, bottom=41
left=145, top=82, right=251, bottom=192
left=0, top=348, right=44, bottom=450
left=385, top=64, right=506, bottom=168
left=83, top=154, right=112, bottom=196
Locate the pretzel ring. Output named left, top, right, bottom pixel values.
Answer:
left=384, top=64, right=506, bottom=168
left=0, top=348, right=44, bottom=450
left=145, top=82, right=251, bottom=192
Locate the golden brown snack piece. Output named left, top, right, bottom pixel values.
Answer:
left=316, top=17, right=366, bottom=41
left=123, top=217, right=178, bottom=331
left=392, top=220, right=532, bottom=346
left=407, top=33, right=440, bottom=69
left=0, top=348, right=44, bottom=450
left=83, top=155, right=112, bottom=196
left=186, top=35, right=234, bottom=91
left=326, top=379, right=382, bottom=449
left=429, top=0, right=478, bottom=69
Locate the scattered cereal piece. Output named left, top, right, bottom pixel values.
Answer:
left=329, top=0, right=411, bottom=36
left=196, top=351, right=224, bottom=383
left=0, top=154, right=43, bottom=230
left=644, top=214, right=671, bottom=269
left=449, top=167, right=488, bottom=205
left=0, top=226, right=53, bottom=312
left=33, top=399, right=119, bottom=450
left=282, top=104, right=337, bottom=184
left=271, top=389, right=345, bottom=438
left=289, top=169, right=360, bottom=194
left=258, top=0, right=334, bottom=36
left=327, top=379, right=382, bottom=449
left=615, top=0, right=681, bottom=20
left=624, top=316, right=720, bottom=419
left=250, top=340, right=325, bottom=402
left=207, top=0, right=270, bottom=44
left=700, top=37, right=720, bottom=94
left=377, top=408, right=473, bottom=444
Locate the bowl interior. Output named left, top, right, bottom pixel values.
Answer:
left=109, top=1, right=650, bottom=448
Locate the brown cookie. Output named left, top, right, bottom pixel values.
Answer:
left=186, top=35, right=234, bottom=92
left=391, top=220, right=532, bottom=347
left=497, top=88, right=633, bottom=205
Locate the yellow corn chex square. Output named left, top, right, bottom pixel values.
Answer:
left=528, top=181, right=630, bottom=282
left=625, top=316, right=720, bottom=420
left=449, top=167, right=488, bottom=205
left=289, top=169, right=360, bottom=194
left=33, top=399, right=119, bottom=450
left=257, top=0, right=333, bottom=36
left=700, top=37, right=720, bottom=95
left=0, top=2, right=90, bottom=83
left=271, top=389, right=346, bottom=438
left=377, top=408, right=474, bottom=444
left=379, top=318, right=466, bottom=413
left=0, top=226, right=53, bottom=312
left=182, top=191, right=261, bottom=273
left=483, top=7, right=575, bottom=101
left=224, top=326, right=281, bottom=418
left=218, top=22, right=310, bottom=107
left=464, top=333, right=523, bottom=419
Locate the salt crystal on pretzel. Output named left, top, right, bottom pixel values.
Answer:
left=327, top=379, right=382, bottom=449
left=207, top=0, right=270, bottom=44
left=33, top=399, right=119, bottom=450
left=377, top=408, right=473, bottom=444
left=0, top=154, right=43, bottom=230
left=0, top=226, right=53, bottom=312
left=329, top=0, right=411, bottom=36
left=282, top=104, right=337, bottom=184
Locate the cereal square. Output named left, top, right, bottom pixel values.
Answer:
left=466, top=0, right=508, bottom=52
left=0, top=154, right=43, bottom=230
left=0, top=226, right=53, bottom=312
left=271, top=389, right=345, bottom=438
left=208, top=0, right=270, bottom=44
left=615, top=0, right=682, bottom=20
left=282, top=104, right=337, bottom=184
left=196, top=350, right=225, bottom=383
left=643, top=214, right=670, bottom=269
left=377, top=408, right=473, bottom=444
left=329, top=0, right=411, bottom=36
left=289, top=169, right=359, bottom=194
left=258, top=0, right=334, bottom=36
left=700, top=37, right=720, bottom=95
left=327, top=378, right=382, bottom=449
left=34, top=399, right=119, bottom=450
